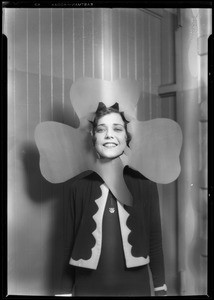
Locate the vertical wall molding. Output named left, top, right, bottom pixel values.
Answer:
left=61, top=8, right=65, bottom=113
left=26, top=8, right=29, bottom=140
left=50, top=8, right=53, bottom=120
left=38, top=8, right=41, bottom=122
left=197, top=8, right=211, bottom=295
left=175, top=8, right=210, bottom=295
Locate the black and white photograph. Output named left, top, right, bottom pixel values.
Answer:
left=3, top=1, right=212, bottom=297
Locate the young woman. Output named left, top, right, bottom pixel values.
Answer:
left=35, top=78, right=182, bottom=296
left=65, top=103, right=167, bottom=296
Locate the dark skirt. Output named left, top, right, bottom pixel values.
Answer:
left=73, top=192, right=151, bottom=296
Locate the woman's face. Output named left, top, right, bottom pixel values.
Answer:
left=94, top=112, right=127, bottom=159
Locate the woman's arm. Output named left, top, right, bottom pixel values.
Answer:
left=148, top=181, right=167, bottom=296
left=59, top=182, right=76, bottom=295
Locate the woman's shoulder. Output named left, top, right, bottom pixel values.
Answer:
left=64, top=172, right=103, bottom=204
left=124, top=166, right=157, bottom=191
left=124, top=165, right=148, bottom=181
left=68, top=171, right=103, bottom=189
left=124, top=166, right=158, bottom=202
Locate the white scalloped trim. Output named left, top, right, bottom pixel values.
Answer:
left=69, top=184, right=108, bottom=269
left=154, top=284, right=167, bottom=291
left=117, top=201, right=150, bottom=268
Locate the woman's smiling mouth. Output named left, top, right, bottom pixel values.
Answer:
left=103, top=142, right=118, bottom=148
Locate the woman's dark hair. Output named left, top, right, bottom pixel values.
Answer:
left=90, top=102, right=132, bottom=147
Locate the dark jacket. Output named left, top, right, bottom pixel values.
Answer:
left=65, top=166, right=166, bottom=290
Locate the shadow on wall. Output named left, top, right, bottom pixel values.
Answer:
left=21, top=141, right=74, bottom=294
left=18, top=73, right=81, bottom=295
left=21, top=144, right=93, bottom=295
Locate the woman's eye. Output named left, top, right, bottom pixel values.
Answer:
left=96, top=128, right=105, bottom=133
left=114, top=127, right=123, bottom=132
left=95, top=126, right=124, bottom=133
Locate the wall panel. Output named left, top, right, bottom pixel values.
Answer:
left=93, top=9, right=102, bottom=79
left=136, top=10, right=143, bottom=80
left=158, top=9, right=178, bottom=295
left=112, top=9, right=119, bottom=79
left=74, top=9, right=84, bottom=79
left=119, top=9, right=128, bottom=78
left=83, top=9, right=93, bottom=77
left=64, top=9, right=74, bottom=80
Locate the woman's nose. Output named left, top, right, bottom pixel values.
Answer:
left=105, top=129, right=113, bottom=138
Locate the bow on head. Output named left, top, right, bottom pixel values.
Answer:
left=96, top=102, right=119, bottom=113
